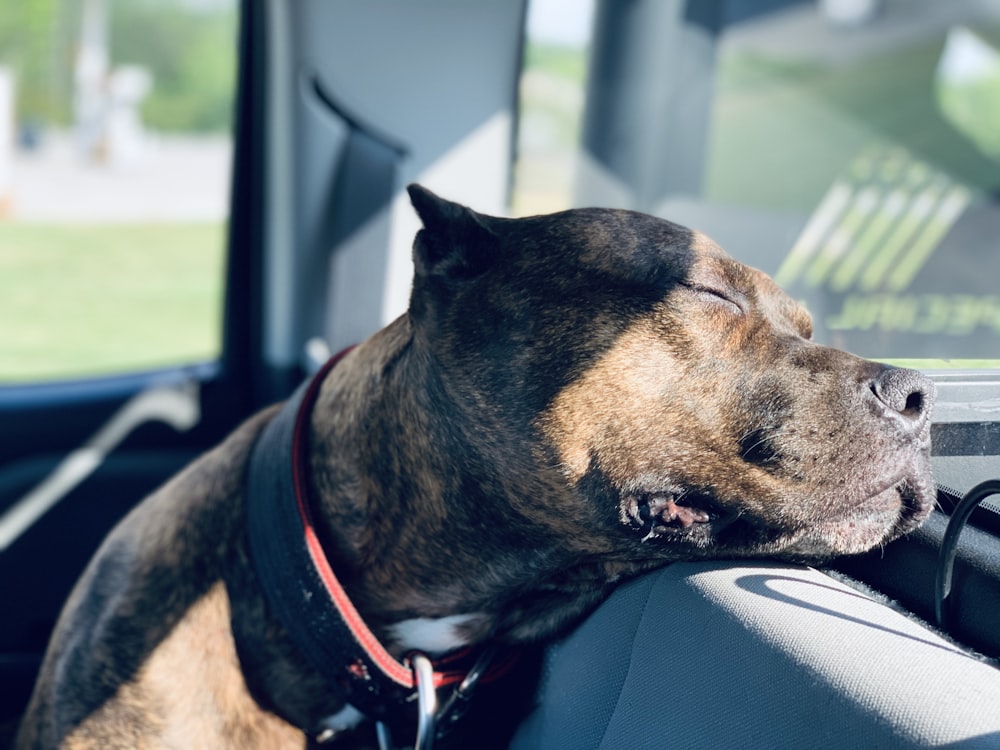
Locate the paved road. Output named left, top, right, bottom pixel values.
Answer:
left=3, top=133, right=231, bottom=223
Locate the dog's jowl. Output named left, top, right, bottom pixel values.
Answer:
left=16, top=185, right=935, bottom=749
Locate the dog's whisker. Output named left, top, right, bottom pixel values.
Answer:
left=737, top=426, right=780, bottom=460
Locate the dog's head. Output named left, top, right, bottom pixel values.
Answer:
left=406, top=185, right=935, bottom=563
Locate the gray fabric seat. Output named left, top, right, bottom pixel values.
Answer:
left=510, top=561, right=1000, bottom=749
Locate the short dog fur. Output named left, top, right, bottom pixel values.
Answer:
left=16, top=185, right=936, bottom=748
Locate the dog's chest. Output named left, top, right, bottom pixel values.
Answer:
left=384, top=613, right=483, bottom=655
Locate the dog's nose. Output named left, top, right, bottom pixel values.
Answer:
left=869, top=366, right=936, bottom=431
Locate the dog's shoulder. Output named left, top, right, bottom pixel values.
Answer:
left=16, top=405, right=285, bottom=749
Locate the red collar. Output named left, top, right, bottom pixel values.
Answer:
left=246, top=348, right=518, bottom=741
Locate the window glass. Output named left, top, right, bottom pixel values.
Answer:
left=514, top=0, right=1000, bottom=369
left=0, top=0, right=236, bottom=383
left=706, top=3, right=1000, bottom=367
left=514, top=0, right=592, bottom=217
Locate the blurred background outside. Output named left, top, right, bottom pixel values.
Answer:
left=1, top=0, right=999, bottom=383
left=0, top=0, right=235, bottom=382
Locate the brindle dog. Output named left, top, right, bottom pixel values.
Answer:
left=16, top=185, right=936, bottom=749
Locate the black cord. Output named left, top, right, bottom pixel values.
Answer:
left=934, top=479, right=1000, bottom=631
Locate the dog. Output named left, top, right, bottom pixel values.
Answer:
left=16, top=185, right=936, bottom=749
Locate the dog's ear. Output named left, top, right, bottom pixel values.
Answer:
left=408, top=184, right=499, bottom=278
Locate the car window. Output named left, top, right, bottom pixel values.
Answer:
left=0, top=0, right=236, bottom=384
left=514, top=0, right=1000, bottom=369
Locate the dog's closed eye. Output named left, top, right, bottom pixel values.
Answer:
left=682, top=282, right=746, bottom=315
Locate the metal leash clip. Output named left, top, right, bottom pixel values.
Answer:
left=410, top=652, right=439, bottom=750
left=374, top=652, right=438, bottom=750
left=374, top=647, right=501, bottom=750
left=434, top=644, right=500, bottom=735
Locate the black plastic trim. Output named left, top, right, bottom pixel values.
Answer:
left=932, top=422, right=1000, bottom=457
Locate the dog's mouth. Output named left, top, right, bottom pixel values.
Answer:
left=763, top=476, right=932, bottom=559
left=620, top=464, right=935, bottom=557
left=871, top=471, right=935, bottom=534
left=622, top=491, right=728, bottom=541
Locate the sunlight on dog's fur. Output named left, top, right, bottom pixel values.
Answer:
left=17, top=186, right=934, bottom=750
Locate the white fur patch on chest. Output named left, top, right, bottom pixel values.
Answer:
left=385, top=613, right=484, bottom=656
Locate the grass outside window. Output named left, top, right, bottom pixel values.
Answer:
left=0, top=222, right=225, bottom=383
